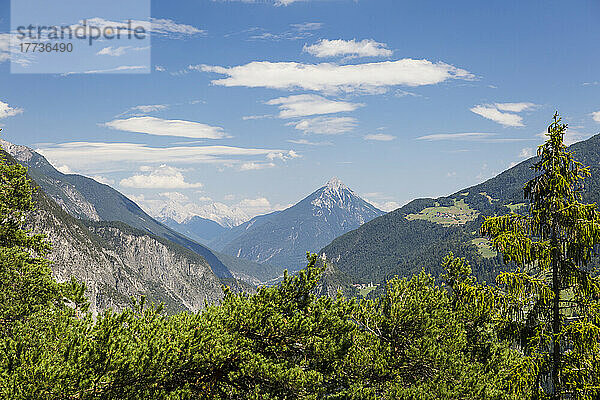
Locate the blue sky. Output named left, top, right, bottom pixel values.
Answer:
left=0, top=0, right=599, bottom=221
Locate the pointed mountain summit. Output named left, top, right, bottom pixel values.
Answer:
left=215, top=177, right=385, bottom=271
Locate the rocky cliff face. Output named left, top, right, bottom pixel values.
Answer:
left=27, top=192, right=224, bottom=315
left=0, top=139, right=235, bottom=279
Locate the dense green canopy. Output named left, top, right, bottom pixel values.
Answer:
left=1, top=115, right=599, bottom=399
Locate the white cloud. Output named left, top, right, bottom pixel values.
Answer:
left=239, top=162, right=276, bottom=171
left=470, top=105, right=524, bottom=127
left=238, top=22, right=321, bottom=41
left=276, top=0, right=305, bottom=5
left=90, top=175, right=115, bottom=185
left=150, top=18, right=205, bottom=36
left=125, top=104, right=169, bottom=114
left=103, top=116, right=228, bottom=139
left=215, top=0, right=313, bottom=6
left=304, top=39, right=392, bottom=58
left=36, top=142, right=299, bottom=174
left=288, top=116, right=357, bottom=135
left=290, top=22, right=323, bottom=31
left=364, top=133, right=396, bottom=141
left=266, top=94, right=363, bottom=118
left=416, top=132, right=495, bottom=141
left=495, top=102, right=537, bottom=113
left=155, top=65, right=166, bottom=72
left=536, top=129, right=593, bottom=146
left=362, top=192, right=399, bottom=212
left=0, top=34, right=9, bottom=63
left=592, top=111, right=600, bottom=123
left=120, top=164, right=203, bottom=189
left=96, top=46, right=148, bottom=56
left=0, top=101, right=24, bottom=119
left=235, top=197, right=287, bottom=217
left=62, top=65, right=149, bottom=75
left=287, top=139, right=333, bottom=146
left=0, top=34, right=31, bottom=65
left=395, top=89, right=420, bottom=98
left=374, top=201, right=400, bottom=212
left=470, top=102, right=538, bottom=127
left=199, top=59, right=474, bottom=94
left=83, top=17, right=204, bottom=38
left=266, top=150, right=301, bottom=161
left=242, top=114, right=273, bottom=120
left=56, top=165, right=74, bottom=174
left=519, top=147, right=533, bottom=158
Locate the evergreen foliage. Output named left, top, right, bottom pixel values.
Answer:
left=2, top=115, right=599, bottom=399
left=481, top=114, right=600, bottom=399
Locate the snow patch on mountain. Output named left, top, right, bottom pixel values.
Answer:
left=142, top=195, right=249, bottom=228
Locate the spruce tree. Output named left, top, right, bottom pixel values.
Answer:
left=481, top=113, right=600, bottom=399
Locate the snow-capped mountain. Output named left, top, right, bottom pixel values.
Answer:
left=152, top=200, right=249, bottom=228
left=216, top=177, right=385, bottom=270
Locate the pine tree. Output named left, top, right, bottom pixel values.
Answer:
left=481, top=113, right=600, bottom=399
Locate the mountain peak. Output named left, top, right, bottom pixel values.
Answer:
left=325, top=177, right=347, bottom=191
left=0, top=138, right=35, bottom=163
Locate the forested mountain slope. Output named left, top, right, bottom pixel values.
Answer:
left=321, top=133, right=600, bottom=286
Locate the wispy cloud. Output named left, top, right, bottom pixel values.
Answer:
left=494, top=102, right=537, bottom=113
left=236, top=197, right=289, bottom=217
left=117, top=104, right=169, bottom=117
left=304, top=39, right=392, bottom=58
left=36, top=142, right=300, bottom=174
left=214, top=0, right=322, bottom=7
left=471, top=105, right=524, bottom=127
left=199, top=59, right=474, bottom=94
left=0, top=34, right=9, bottom=63
left=239, top=22, right=322, bottom=41
left=290, top=22, right=323, bottom=31
left=120, top=164, right=203, bottom=189
left=103, top=116, right=229, bottom=139
left=83, top=17, right=204, bottom=38
left=519, top=147, right=533, bottom=158
left=287, top=138, right=333, bottom=146
left=592, top=111, right=600, bottom=123
left=239, top=162, right=276, bottom=171
left=96, top=46, right=149, bottom=57
left=266, top=150, right=301, bottom=161
left=416, top=132, right=495, bottom=141
left=266, top=94, right=363, bottom=118
left=362, top=192, right=400, bottom=212
left=470, top=102, right=537, bottom=127
left=536, top=129, right=594, bottom=146
left=364, top=133, right=396, bottom=141
left=62, top=65, right=149, bottom=75
left=288, top=116, right=357, bottom=135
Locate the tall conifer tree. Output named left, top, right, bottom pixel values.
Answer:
left=481, top=113, right=600, bottom=399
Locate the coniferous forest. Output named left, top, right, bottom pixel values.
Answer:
left=2, top=115, right=600, bottom=399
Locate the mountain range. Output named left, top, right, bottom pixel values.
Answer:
left=2, top=148, right=226, bottom=314
left=0, top=139, right=268, bottom=281
left=320, top=133, right=600, bottom=290
left=209, top=177, right=385, bottom=271
left=7, top=132, right=600, bottom=307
